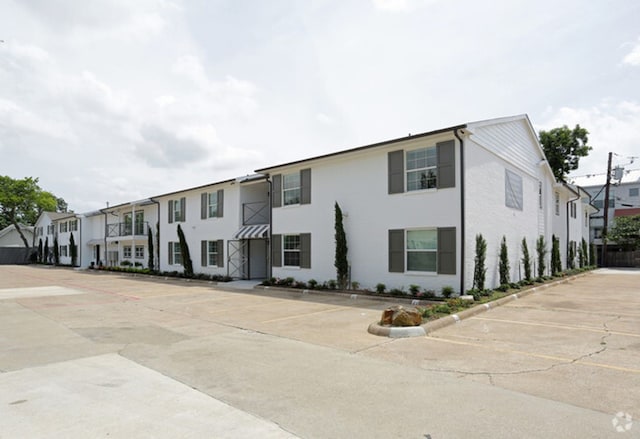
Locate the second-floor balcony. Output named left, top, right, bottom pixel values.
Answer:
left=106, top=222, right=149, bottom=238
left=243, top=202, right=269, bottom=226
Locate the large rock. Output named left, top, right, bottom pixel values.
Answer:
left=381, top=306, right=422, bottom=327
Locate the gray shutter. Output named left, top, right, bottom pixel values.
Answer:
left=180, top=197, right=186, bottom=222
left=272, top=234, right=282, bottom=267
left=388, top=150, right=404, bottom=194
left=300, top=233, right=311, bottom=269
left=437, top=140, right=455, bottom=189
left=201, top=193, right=208, bottom=219
left=168, top=200, right=174, bottom=224
left=272, top=174, right=282, bottom=208
left=217, top=239, right=224, bottom=267
left=388, top=229, right=405, bottom=272
left=217, top=190, right=224, bottom=218
left=168, top=242, right=173, bottom=265
left=300, top=169, right=311, bottom=205
left=201, top=240, right=207, bottom=266
left=437, top=227, right=456, bottom=275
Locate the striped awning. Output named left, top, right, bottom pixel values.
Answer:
left=233, top=224, right=269, bottom=239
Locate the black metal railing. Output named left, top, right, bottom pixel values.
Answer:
left=106, top=222, right=148, bottom=237
left=243, top=202, right=268, bottom=225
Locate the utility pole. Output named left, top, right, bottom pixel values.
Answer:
left=601, top=152, right=612, bottom=267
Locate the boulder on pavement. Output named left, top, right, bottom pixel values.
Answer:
left=380, top=305, right=422, bottom=327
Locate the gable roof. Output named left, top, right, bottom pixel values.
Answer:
left=0, top=224, right=34, bottom=239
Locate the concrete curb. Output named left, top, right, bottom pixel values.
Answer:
left=368, top=272, right=592, bottom=338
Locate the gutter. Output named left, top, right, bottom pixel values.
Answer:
left=564, top=184, right=581, bottom=267
left=150, top=198, right=160, bottom=271
left=453, top=128, right=466, bottom=294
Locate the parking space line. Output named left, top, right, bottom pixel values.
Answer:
left=472, top=317, right=640, bottom=338
left=426, top=336, right=640, bottom=374
left=261, top=307, right=345, bottom=323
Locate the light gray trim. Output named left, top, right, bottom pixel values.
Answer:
left=388, top=229, right=405, bottom=272
left=437, top=227, right=456, bottom=275
left=437, top=140, right=455, bottom=189
left=300, top=233, right=311, bottom=269
left=272, top=174, right=282, bottom=208
left=217, top=239, right=224, bottom=267
left=217, top=189, right=224, bottom=218
left=300, top=169, right=311, bottom=205
left=272, top=234, right=282, bottom=267
left=388, top=150, right=404, bottom=194
left=201, top=193, right=208, bottom=220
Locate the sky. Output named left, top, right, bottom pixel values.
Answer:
left=1, top=0, right=639, bottom=213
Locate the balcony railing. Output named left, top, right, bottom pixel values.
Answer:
left=243, top=202, right=268, bottom=225
left=106, top=222, right=148, bottom=238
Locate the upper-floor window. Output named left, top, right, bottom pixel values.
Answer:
left=69, top=219, right=78, bottom=231
left=406, top=147, right=437, bottom=191
left=59, top=222, right=68, bottom=233
left=47, top=224, right=55, bottom=235
left=630, top=188, right=639, bottom=197
left=208, top=193, right=218, bottom=217
left=283, top=173, right=301, bottom=205
left=201, top=190, right=224, bottom=219
left=168, top=198, right=186, bottom=223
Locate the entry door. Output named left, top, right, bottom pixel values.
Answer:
left=227, top=240, right=248, bottom=279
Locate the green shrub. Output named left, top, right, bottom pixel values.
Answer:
left=327, top=279, right=337, bottom=290
left=390, top=288, right=404, bottom=296
left=495, top=284, right=510, bottom=292
left=433, top=304, right=451, bottom=314
left=351, top=281, right=360, bottom=290
left=375, top=283, right=386, bottom=294
left=421, top=289, right=437, bottom=299
left=441, top=285, right=454, bottom=298
left=409, top=284, right=420, bottom=295
left=420, top=307, right=433, bottom=318
left=307, top=279, right=318, bottom=289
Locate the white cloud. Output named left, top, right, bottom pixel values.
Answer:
left=372, top=0, right=410, bottom=12
left=623, top=37, right=640, bottom=66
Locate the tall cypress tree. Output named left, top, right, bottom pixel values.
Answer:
left=551, top=235, right=561, bottom=275
left=147, top=227, right=154, bottom=271
left=44, top=236, right=49, bottom=264
left=334, top=202, right=349, bottom=290
left=69, top=232, right=77, bottom=266
left=536, top=235, right=546, bottom=278
left=37, top=238, right=43, bottom=263
left=53, top=236, right=60, bottom=265
left=176, top=224, right=193, bottom=277
left=499, top=236, right=510, bottom=285
left=473, top=234, right=487, bottom=290
left=521, top=237, right=532, bottom=281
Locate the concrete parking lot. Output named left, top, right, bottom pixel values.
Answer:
left=0, top=266, right=638, bottom=438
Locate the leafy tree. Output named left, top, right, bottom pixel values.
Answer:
left=70, top=232, right=77, bottom=266
left=147, top=227, right=154, bottom=271
left=499, top=236, right=510, bottom=285
left=608, top=215, right=640, bottom=250
left=551, top=235, right=561, bottom=275
left=473, top=234, right=487, bottom=290
left=334, top=202, right=349, bottom=289
left=176, top=224, right=193, bottom=277
left=536, top=235, right=546, bottom=278
left=521, top=237, right=532, bottom=281
left=0, top=176, right=58, bottom=248
left=53, top=236, right=60, bottom=265
left=56, top=197, right=69, bottom=213
left=538, top=125, right=591, bottom=182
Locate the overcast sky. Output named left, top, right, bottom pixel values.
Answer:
left=1, top=0, right=639, bottom=212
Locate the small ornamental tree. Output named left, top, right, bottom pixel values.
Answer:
left=176, top=224, right=193, bottom=277
left=53, top=236, right=60, bottom=265
left=567, top=241, right=576, bottom=270
left=536, top=235, right=546, bottom=278
left=499, top=236, right=510, bottom=285
left=44, top=236, right=49, bottom=264
left=69, top=232, right=77, bottom=266
left=147, top=227, right=154, bottom=271
left=550, top=235, right=561, bottom=276
left=521, top=237, right=532, bottom=282
left=473, top=234, right=487, bottom=290
left=579, top=238, right=587, bottom=268
left=334, top=202, right=349, bottom=290
left=589, top=242, right=596, bottom=266
left=37, top=238, right=43, bottom=263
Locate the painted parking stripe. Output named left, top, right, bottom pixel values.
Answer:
left=472, top=317, right=640, bottom=338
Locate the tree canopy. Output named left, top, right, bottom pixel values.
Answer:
left=0, top=176, right=60, bottom=247
left=609, top=215, right=640, bottom=250
left=538, top=124, right=591, bottom=182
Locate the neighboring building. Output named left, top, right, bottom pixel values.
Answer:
left=0, top=224, right=34, bottom=248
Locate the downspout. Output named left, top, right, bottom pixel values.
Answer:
left=454, top=128, right=465, bottom=294
left=103, top=204, right=108, bottom=267
left=565, top=185, right=581, bottom=268
left=266, top=175, right=273, bottom=279
left=78, top=214, right=82, bottom=268
left=150, top=197, right=160, bottom=271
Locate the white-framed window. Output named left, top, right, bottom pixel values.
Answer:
left=171, top=242, right=182, bottom=265
left=283, top=234, right=301, bottom=266
left=123, top=245, right=132, bottom=259
left=406, top=146, right=437, bottom=191
left=47, top=224, right=54, bottom=235
left=173, top=199, right=183, bottom=222
left=208, top=192, right=218, bottom=218
left=630, top=188, right=639, bottom=197
left=555, top=192, right=560, bottom=216
left=59, top=222, right=68, bottom=233
left=60, top=245, right=68, bottom=257
left=406, top=229, right=437, bottom=272
left=69, top=219, right=78, bottom=231
left=283, top=173, right=301, bottom=206
left=135, top=246, right=144, bottom=259
left=207, top=241, right=218, bottom=266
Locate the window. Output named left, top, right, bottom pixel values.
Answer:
left=630, top=188, right=639, bottom=197
left=208, top=192, right=218, bottom=217
left=555, top=192, right=560, bottom=216
left=283, top=173, right=301, bottom=206
left=135, top=246, right=144, bottom=259
left=60, top=222, right=68, bottom=233
left=123, top=245, right=132, bottom=258
left=505, top=169, right=523, bottom=210
left=169, top=198, right=186, bottom=223
left=406, top=147, right=437, bottom=191
left=283, top=235, right=301, bottom=266
left=169, top=242, right=182, bottom=265
left=47, top=224, right=55, bottom=235
left=173, top=200, right=182, bottom=222
left=69, top=219, right=78, bottom=231
left=406, top=229, right=437, bottom=272
left=207, top=241, right=218, bottom=266
left=60, top=245, right=68, bottom=257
